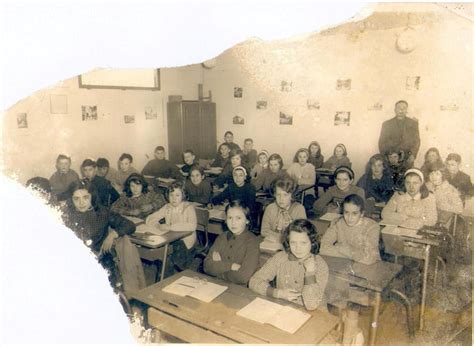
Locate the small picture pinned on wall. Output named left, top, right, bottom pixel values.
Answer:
left=334, top=111, right=350, bottom=126
left=307, top=99, right=320, bottom=110
left=234, top=87, right=243, bottom=98
left=368, top=102, right=383, bottom=111
left=280, top=80, right=292, bottom=92
left=17, top=113, right=28, bottom=129
left=279, top=112, right=293, bottom=125
left=81, top=105, right=98, bottom=121
left=145, top=106, right=158, bottom=120
left=336, top=79, right=351, bottom=90
left=256, top=100, right=267, bottom=110
left=406, top=76, right=421, bottom=90
left=233, top=115, right=245, bottom=125
left=124, top=115, right=135, bottom=124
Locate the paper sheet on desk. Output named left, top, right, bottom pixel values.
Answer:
left=319, top=213, right=341, bottom=222
left=381, top=225, right=423, bottom=239
left=157, top=177, right=176, bottom=183
left=162, top=276, right=228, bottom=303
left=237, top=297, right=310, bottom=334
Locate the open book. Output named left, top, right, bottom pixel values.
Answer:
left=162, top=276, right=228, bottom=303
left=319, top=212, right=341, bottom=222
left=381, top=225, right=423, bottom=239
left=237, top=297, right=311, bottom=334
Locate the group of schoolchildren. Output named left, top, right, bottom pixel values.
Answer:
left=25, top=129, right=472, bottom=312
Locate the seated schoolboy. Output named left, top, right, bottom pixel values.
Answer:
left=250, top=150, right=269, bottom=181
left=242, top=138, right=257, bottom=167
left=420, top=147, right=443, bottom=180
left=211, top=143, right=231, bottom=168
left=116, top=153, right=140, bottom=188
left=249, top=219, right=328, bottom=311
left=381, top=168, right=437, bottom=229
left=252, top=153, right=290, bottom=193
left=214, top=149, right=249, bottom=188
left=287, top=148, right=316, bottom=186
left=96, top=158, right=121, bottom=193
left=181, top=149, right=197, bottom=176
left=111, top=173, right=167, bottom=219
left=426, top=163, right=463, bottom=215
left=184, top=165, right=213, bottom=205
left=356, top=153, right=394, bottom=203
left=308, top=141, right=324, bottom=169
left=204, top=200, right=260, bottom=285
left=49, top=154, right=80, bottom=201
left=142, top=146, right=180, bottom=179
left=146, top=182, right=198, bottom=275
left=320, top=194, right=381, bottom=265
left=322, top=144, right=351, bottom=171
left=445, top=153, right=473, bottom=200
left=222, top=131, right=241, bottom=152
left=313, top=166, right=365, bottom=216
left=62, top=180, right=145, bottom=293
left=81, top=159, right=120, bottom=207
left=386, top=148, right=408, bottom=190
left=211, top=166, right=256, bottom=209
left=261, top=177, right=307, bottom=244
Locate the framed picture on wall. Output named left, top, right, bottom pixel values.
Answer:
left=145, top=106, right=158, bottom=120
left=256, top=100, right=267, bottom=110
left=234, top=87, right=243, bottom=98
left=124, top=115, right=135, bottom=124
left=334, top=111, right=350, bottom=126
left=279, top=112, right=293, bottom=125
left=233, top=115, right=245, bottom=125
left=17, top=113, right=28, bottom=129
left=81, top=106, right=98, bottom=121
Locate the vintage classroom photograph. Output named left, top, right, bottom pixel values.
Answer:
left=1, top=1, right=472, bottom=345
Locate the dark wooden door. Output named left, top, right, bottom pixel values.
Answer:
left=182, top=101, right=202, bottom=157
left=167, top=101, right=183, bottom=164
left=199, top=102, right=217, bottom=160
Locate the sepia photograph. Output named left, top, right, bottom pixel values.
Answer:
left=1, top=2, right=473, bottom=345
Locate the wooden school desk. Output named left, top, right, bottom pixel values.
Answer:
left=128, top=222, right=193, bottom=282
left=381, top=225, right=444, bottom=331
left=321, top=255, right=403, bottom=346
left=316, top=168, right=335, bottom=191
left=130, top=270, right=340, bottom=344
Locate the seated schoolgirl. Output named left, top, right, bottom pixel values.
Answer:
left=214, top=149, right=248, bottom=188
left=146, top=182, right=198, bottom=274
left=426, top=163, right=463, bottom=215
left=322, top=143, right=351, bottom=171
left=250, top=150, right=269, bottom=181
left=381, top=168, right=437, bottom=229
left=420, top=147, right=443, bottom=180
left=181, top=149, right=197, bottom=176
left=204, top=200, right=260, bottom=285
left=313, top=166, right=365, bottom=216
left=62, top=180, right=145, bottom=293
left=111, top=173, right=167, bottom=219
left=211, top=166, right=256, bottom=209
left=211, top=143, right=231, bottom=168
left=184, top=165, right=213, bottom=205
left=356, top=153, right=394, bottom=203
left=249, top=219, right=328, bottom=311
left=261, top=178, right=307, bottom=244
left=320, top=194, right=381, bottom=265
left=252, top=153, right=290, bottom=193
left=287, top=148, right=316, bottom=186
left=308, top=141, right=324, bottom=169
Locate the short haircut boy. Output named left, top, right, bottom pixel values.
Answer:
left=244, top=138, right=253, bottom=144
left=81, top=159, right=97, bottom=168
left=446, top=153, right=462, bottom=164
left=96, top=158, right=110, bottom=168
left=119, top=153, right=133, bottom=162
left=154, top=146, right=165, bottom=152
left=56, top=154, right=71, bottom=163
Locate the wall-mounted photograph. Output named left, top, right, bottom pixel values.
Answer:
left=81, top=105, right=98, bottom=121
left=307, top=99, right=320, bottom=110
left=234, top=87, right=243, bottom=98
left=334, top=111, right=350, bottom=126
left=279, top=112, right=293, bottom=125
left=280, top=80, right=292, bottom=92
left=256, top=100, right=267, bottom=110
left=145, top=106, right=158, bottom=120
left=124, top=115, right=135, bottom=124
left=233, top=115, right=245, bottom=125
left=17, top=113, right=28, bottom=128
left=336, top=79, right=351, bottom=90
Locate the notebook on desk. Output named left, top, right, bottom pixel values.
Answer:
left=319, top=212, right=341, bottom=222
left=381, top=225, right=423, bottom=239
left=162, top=276, right=228, bottom=303
left=237, top=297, right=311, bottom=334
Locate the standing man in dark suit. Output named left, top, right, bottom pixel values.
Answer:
left=378, top=100, right=420, bottom=168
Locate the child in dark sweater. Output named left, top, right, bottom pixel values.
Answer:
left=142, top=146, right=180, bottom=179
left=184, top=165, right=213, bottom=205
left=211, top=166, right=256, bottom=209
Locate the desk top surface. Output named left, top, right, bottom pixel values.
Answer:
left=131, top=270, right=339, bottom=344
left=321, top=255, right=403, bottom=292
left=130, top=230, right=193, bottom=249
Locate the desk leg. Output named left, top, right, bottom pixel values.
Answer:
left=368, top=291, right=381, bottom=346
left=419, top=244, right=430, bottom=331
left=160, top=244, right=169, bottom=282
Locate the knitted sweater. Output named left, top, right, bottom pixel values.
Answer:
left=381, top=192, right=437, bottom=229
left=356, top=172, right=395, bottom=203
left=204, top=230, right=260, bottom=285
left=313, top=185, right=365, bottom=215
left=211, top=182, right=256, bottom=208
left=426, top=180, right=463, bottom=214
left=110, top=191, right=167, bottom=219
left=145, top=202, right=197, bottom=249
left=320, top=216, right=381, bottom=265
left=49, top=169, right=80, bottom=201
left=447, top=171, right=473, bottom=199
left=261, top=202, right=307, bottom=243
left=308, top=155, right=324, bottom=169
left=141, top=159, right=180, bottom=179
left=249, top=251, right=328, bottom=310
left=252, top=169, right=290, bottom=193
left=184, top=179, right=213, bottom=205
left=287, top=163, right=316, bottom=186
